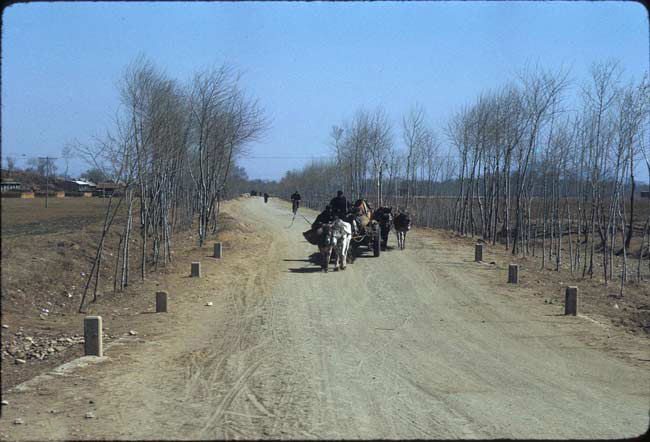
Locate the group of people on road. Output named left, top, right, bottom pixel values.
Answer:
left=268, top=190, right=361, bottom=227
left=290, top=188, right=375, bottom=230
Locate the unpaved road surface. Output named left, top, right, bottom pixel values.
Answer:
left=1, top=198, right=648, bottom=439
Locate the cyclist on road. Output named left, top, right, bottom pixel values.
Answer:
left=290, top=190, right=301, bottom=214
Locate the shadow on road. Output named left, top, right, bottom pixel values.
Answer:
left=287, top=253, right=325, bottom=272
left=288, top=267, right=323, bottom=273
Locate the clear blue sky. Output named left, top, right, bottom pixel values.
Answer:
left=2, top=1, right=648, bottom=181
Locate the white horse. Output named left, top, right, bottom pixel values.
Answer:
left=332, top=218, right=352, bottom=271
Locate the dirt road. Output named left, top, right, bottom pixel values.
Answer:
left=1, top=197, right=648, bottom=439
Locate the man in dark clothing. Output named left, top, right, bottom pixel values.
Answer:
left=312, top=205, right=334, bottom=229
left=263, top=192, right=269, bottom=203
left=291, top=190, right=301, bottom=213
left=329, top=190, right=348, bottom=219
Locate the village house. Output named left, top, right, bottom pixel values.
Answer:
left=0, top=178, right=22, bottom=192
left=62, top=179, right=96, bottom=193
left=93, top=181, right=122, bottom=197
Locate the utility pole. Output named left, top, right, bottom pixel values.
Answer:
left=38, top=156, right=57, bottom=208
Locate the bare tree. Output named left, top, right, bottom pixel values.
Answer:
left=402, top=104, right=428, bottom=209
left=6, top=156, right=16, bottom=174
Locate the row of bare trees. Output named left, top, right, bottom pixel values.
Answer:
left=273, top=61, right=649, bottom=294
left=76, top=56, right=266, bottom=311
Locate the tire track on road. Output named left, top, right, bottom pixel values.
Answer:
left=198, top=355, right=271, bottom=438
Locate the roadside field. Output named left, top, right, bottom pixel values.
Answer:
left=1, top=197, right=118, bottom=237
left=1, top=196, right=223, bottom=390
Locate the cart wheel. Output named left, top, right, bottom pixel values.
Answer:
left=373, top=230, right=381, bottom=257
left=348, top=245, right=355, bottom=263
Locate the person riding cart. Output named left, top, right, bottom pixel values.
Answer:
left=329, top=190, right=348, bottom=219
left=303, top=205, right=335, bottom=247
left=312, top=205, right=334, bottom=229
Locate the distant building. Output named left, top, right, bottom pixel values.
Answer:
left=0, top=179, right=22, bottom=192
left=63, top=179, right=96, bottom=193
left=641, top=190, right=650, bottom=199
left=93, top=182, right=122, bottom=197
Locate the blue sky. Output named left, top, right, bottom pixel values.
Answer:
left=2, top=1, right=648, bottom=181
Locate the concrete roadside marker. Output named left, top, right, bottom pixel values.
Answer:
left=156, top=291, right=168, bottom=313
left=191, top=262, right=201, bottom=277
left=508, top=264, right=519, bottom=284
left=565, top=286, right=578, bottom=316
left=213, top=242, right=222, bottom=259
left=84, top=316, right=103, bottom=357
left=475, top=244, right=483, bottom=262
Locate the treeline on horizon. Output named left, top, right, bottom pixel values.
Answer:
left=246, top=61, right=650, bottom=293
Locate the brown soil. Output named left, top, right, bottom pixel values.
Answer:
left=0, top=196, right=244, bottom=391
left=427, top=230, right=650, bottom=338
left=1, top=197, right=113, bottom=237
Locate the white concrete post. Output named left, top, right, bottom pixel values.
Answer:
left=565, top=287, right=578, bottom=316
left=213, top=242, right=222, bottom=259
left=475, top=244, right=483, bottom=262
left=84, top=316, right=103, bottom=357
left=508, top=264, right=519, bottom=284
left=156, top=291, right=168, bottom=313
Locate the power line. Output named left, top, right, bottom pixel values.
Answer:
left=245, top=155, right=330, bottom=160
left=5, top=153, right=329, bottom=161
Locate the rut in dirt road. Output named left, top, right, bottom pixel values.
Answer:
left=1, top=197, right=648, bottom=440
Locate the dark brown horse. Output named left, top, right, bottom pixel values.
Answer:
left=373, top=207, right=393, bottom=250
left=308, top=223, right=335, bottom=272
left=304, top=223, right=337, bottom=272
left=393, top=211, right=412, bottom=250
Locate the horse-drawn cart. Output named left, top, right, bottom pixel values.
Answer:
left=349, top=199, right=382, bottom=258
left=350, top=218, right=381, bottom=258
left=301, top=199, right=382, bottom=271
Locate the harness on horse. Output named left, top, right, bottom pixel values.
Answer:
left=286, top=209, right=314, bottom=229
